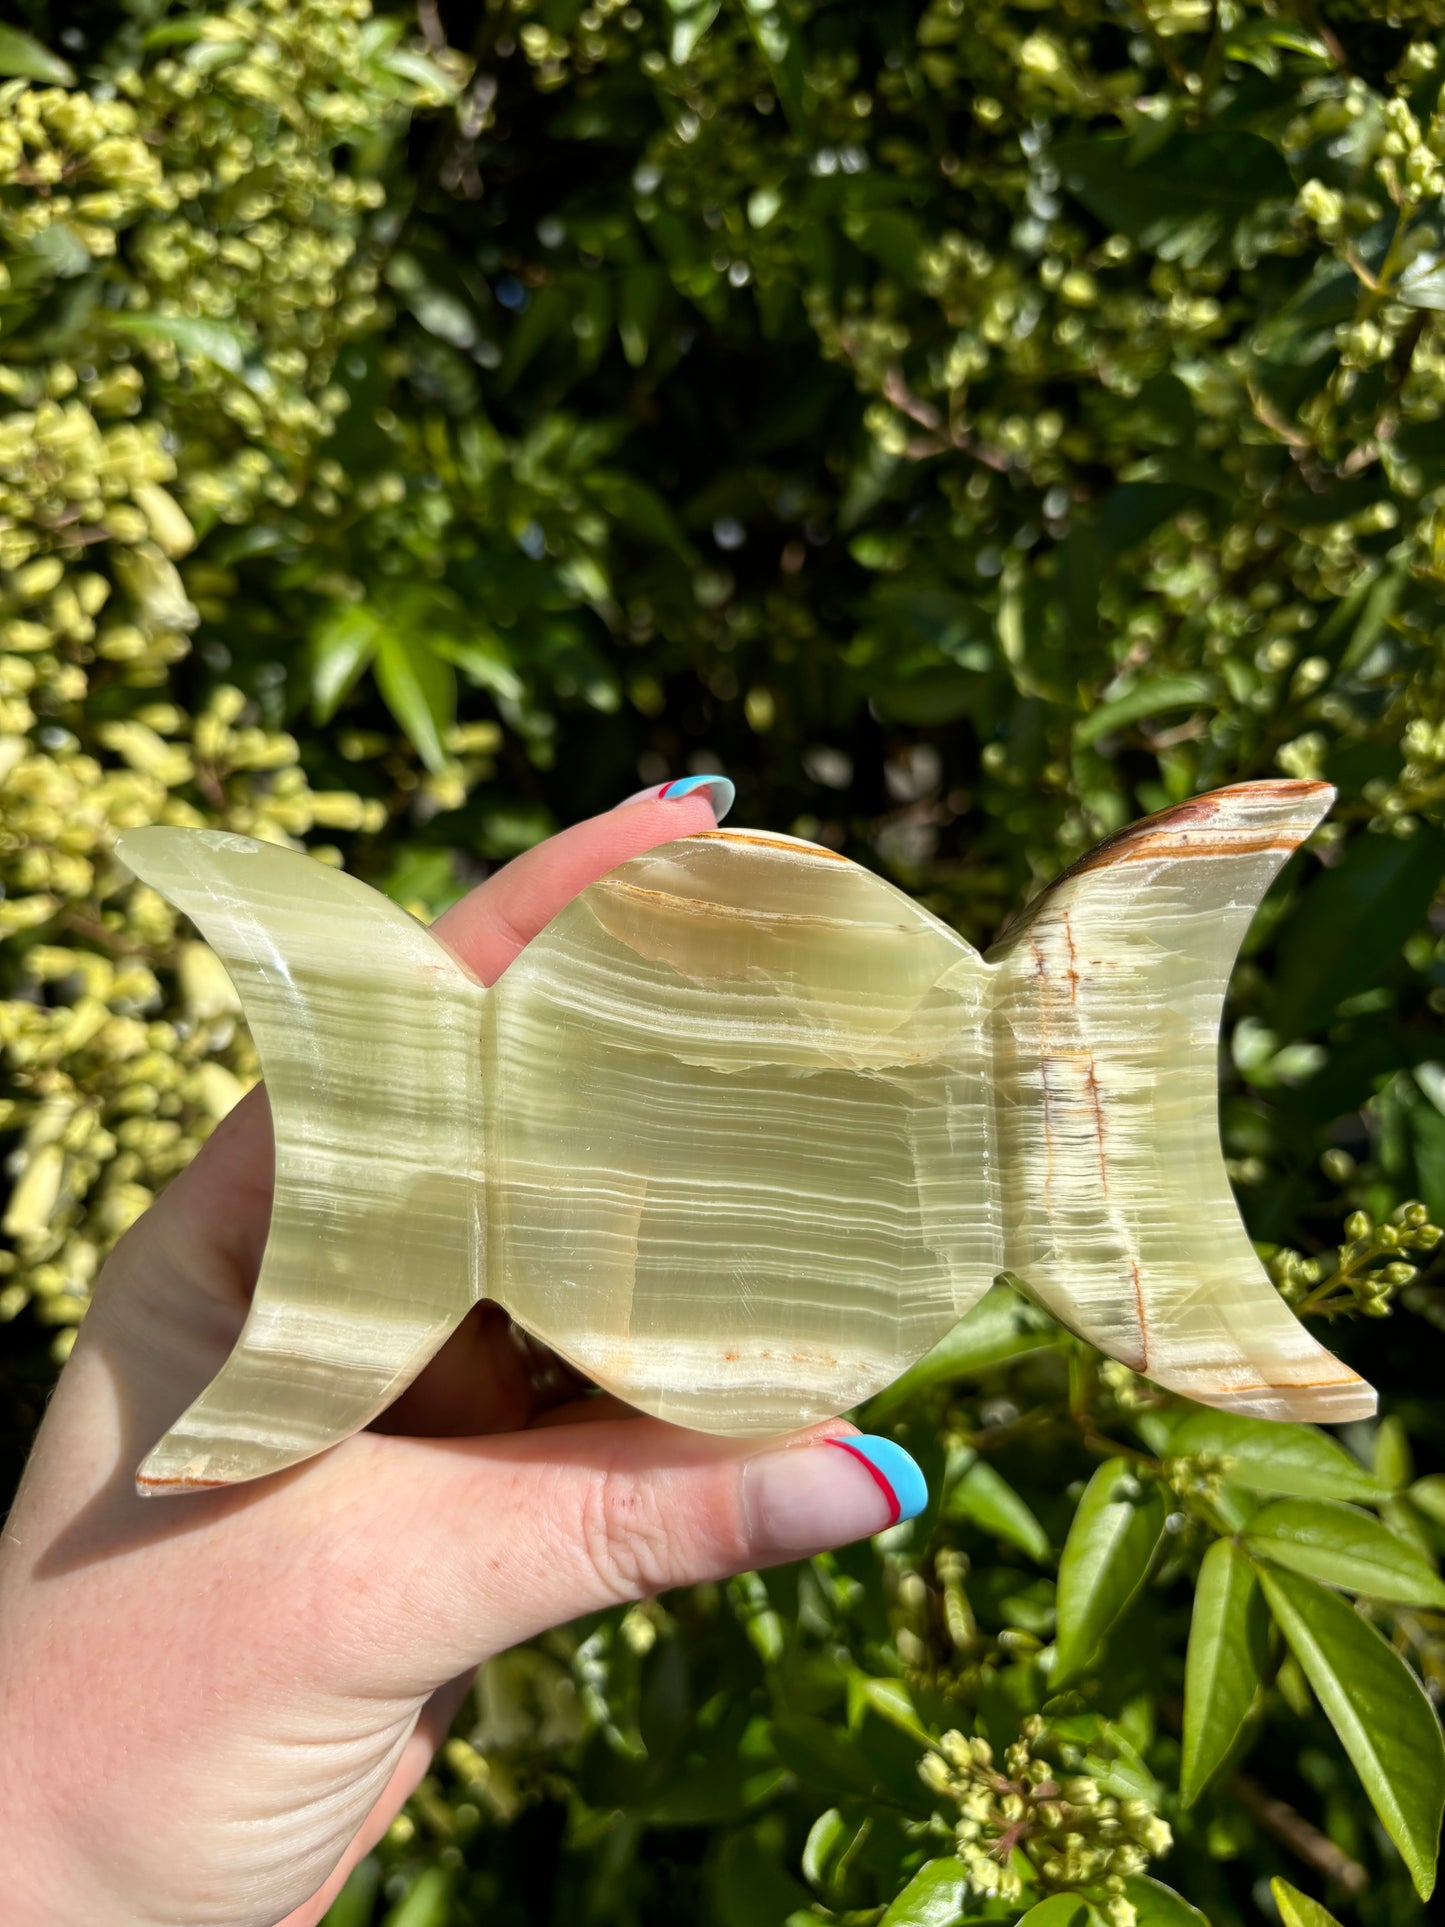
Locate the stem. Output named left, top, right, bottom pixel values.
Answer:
left=1228, top=1772, right=1369, bottom=1894
left=1079, top=1428, right=1157, bottom=1469
left=1295, top=1273, right=1352, bottom=1316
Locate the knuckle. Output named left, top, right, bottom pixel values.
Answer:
left=575, top=1467, right=681, bottom=1604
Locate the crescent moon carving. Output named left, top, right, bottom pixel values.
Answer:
left=118, top=830, right=488, bottom=1491
left=118, top=778, right=1372, bottom=1494
left=986, top=780, right=1371, bottom=1421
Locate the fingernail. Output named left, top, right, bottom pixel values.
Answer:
left=618, top=774, right=735, bottom=823
left=742, top=1434, right=927, bottom=1555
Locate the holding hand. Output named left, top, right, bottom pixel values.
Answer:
left=0, top=782, right=925, bottom=1927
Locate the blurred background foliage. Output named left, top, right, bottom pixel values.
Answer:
left=3, top=1, right=1445, bottom=1923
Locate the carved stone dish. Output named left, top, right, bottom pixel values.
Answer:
left=118, top=779, right=1373, bottom=1494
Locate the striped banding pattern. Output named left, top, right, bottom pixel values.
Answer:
left=119, top=778, right=1371, bottom=1494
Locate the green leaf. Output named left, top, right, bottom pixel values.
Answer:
left=1272, top=826, right=1445, bottom=1038
left=1411, top=1474, right=1445, bottom=1526
left=947, top=1459, right=1052, bottom=1563
left=741, top=0, right=807, bottom=128
left=381, top=1867, right=452, bottom=1927
left=1257, top=1562, right=1445, bottom=1897
left=713, top=1826, right=812, bottom=1927
left=843, top=207, right=930, bottom=280
left=141, top=15, right=228, bottom=50
left=802, top=1806, right=871, bottom=1905
left=1056, top=131, right=1293, bottom=266
left=1224, top=18, right=1331, bottom=64
left=381, top=46, right=462, bottom=99
left=321, top=1858, right=381, bottom=1927
left=1016, top=1898, right=1100, bottom=1926
left=0, top=24, right=75, bottom=84
left=846, top=1676, right=938, bottom=1812
left=1270, top=1877, right=1345, bottom=1927
left=23, top=222, right=91, bottom=280
left=1246, top=1498, right=1445, bottom=1606
left=1396, top=251, right=1445, bottom=314
left=1167, top=1412, right=1387, bottom=1503
left=1055, top=482, right=1209, bottom=640
left=186, top=35, right=247, bottom=77
left=1122, top=1876, right=1211, bottom=1924
left=1076, top=673, right=1216, bottom=746
left=848, top=1675, right=933, bottom=1747
left=430, top=631, right=525, bottom=703
left=865, top=1281, right=1062, bottom=1420
left=801, top=1807, right=846, bottom=1891
left=879, top=1857, right=972, bottom=1925
left=1373, top=1414, right=1414, bottom=1489
left=1053, top=1458, right=1166, bottom=1683
left=108, top=310, right=252, bottom=375
left=617, top=265, right=667, bottom=368
left=1181, top=1538, right=1269, bottom=1805
left=771, top=1715, right=879, bottom=1801
left=496, top=282, right=570, bottom=391
left=309, top=607, right=380, bottom=724
left=666, top=0, right=721, bottom=65
left=374, top=631, right=455, bottom=774
left=588, top=468, right=694, bottom=563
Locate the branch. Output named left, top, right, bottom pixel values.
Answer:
left=1229, top=1772, right=1369, bottom=1895
left=870, top=364, right=1013, bottom=473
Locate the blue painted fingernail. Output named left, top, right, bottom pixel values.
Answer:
left=742, top=1431, right=929, bottom=1552
left=619, top=774, right=735, bottom=823
left=825, top=1435, right=928, bottom=1525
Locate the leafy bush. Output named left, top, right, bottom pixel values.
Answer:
left=3, top=3, right=1445, bottom=1924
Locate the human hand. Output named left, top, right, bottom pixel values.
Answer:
left=0, top=782, right=926, bottom=1927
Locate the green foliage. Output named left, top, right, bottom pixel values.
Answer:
left=1180, top=1541, right=1269, bottom=1809
left=1271, top=1877, right=1346, bottom=1927
left=1053, top=1460, right=1168, bottom=1686
left=4, top=1, right=1445, bottom=1923
left=1256, top=1564, right=1445, bottom=1896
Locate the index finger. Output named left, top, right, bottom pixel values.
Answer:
left=133, top=778, right=733, bottom=1271
left=435, top=776, right=732, bottom=982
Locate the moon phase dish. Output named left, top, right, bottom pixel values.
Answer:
left=119, top=778, right=1373, bottom=1495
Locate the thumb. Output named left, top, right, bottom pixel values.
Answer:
left=341, top=1420, right=927, bottom=1693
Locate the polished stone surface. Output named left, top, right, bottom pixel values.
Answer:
left=488, top=831, right=993, bottom=1434
left=119, top=781, right=1373, bottom=1493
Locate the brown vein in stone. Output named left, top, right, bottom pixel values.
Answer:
left=992, top=779, right=1333, bottom=944
left=136, top=1471, right=229, bottom=1490
left=1062, top=912, right=1081, bottom=1004
left=598, top=879, right=887, bottom=926
left=1061, top=910, right=1146, bottom=1366
left=1196, top=1371, right=1365, bottom=1392
left=1083, top=1057, right=1109, bottom=1191
left=695, top=828, right=852, bottom=861
left=1030, top=933, right=1056, bottom=1209
left=1063, top=915, right=1115, bottom=1195
left=1115, top=832, right=1301, bottom=866
left=1128, top=1258, right=1148, bottom=1371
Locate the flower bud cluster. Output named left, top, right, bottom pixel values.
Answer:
left=919, top=1720, right=1172, bottom=1921
left=1269, top=1201, right=1442, bottom=1320
left=0, top=680, right=398, bottom=1341
left=1390, top=715, right=1445, bottom=825
left=0, top=84, right=173, bottom=262
left=0, top=4, right=464, bottom=1345
left=597, top=0, right=1445, bottom=808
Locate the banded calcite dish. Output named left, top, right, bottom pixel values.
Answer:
left=119, top=779, right=1374, bottom=1494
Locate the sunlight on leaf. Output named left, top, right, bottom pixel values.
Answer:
left=1257, top=1563, right=1445, bottom=1898
left=1181, top=1539, right=1269, bottom=1806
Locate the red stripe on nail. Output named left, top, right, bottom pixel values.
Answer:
left=825, top=1437, right=901, bottom=1525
